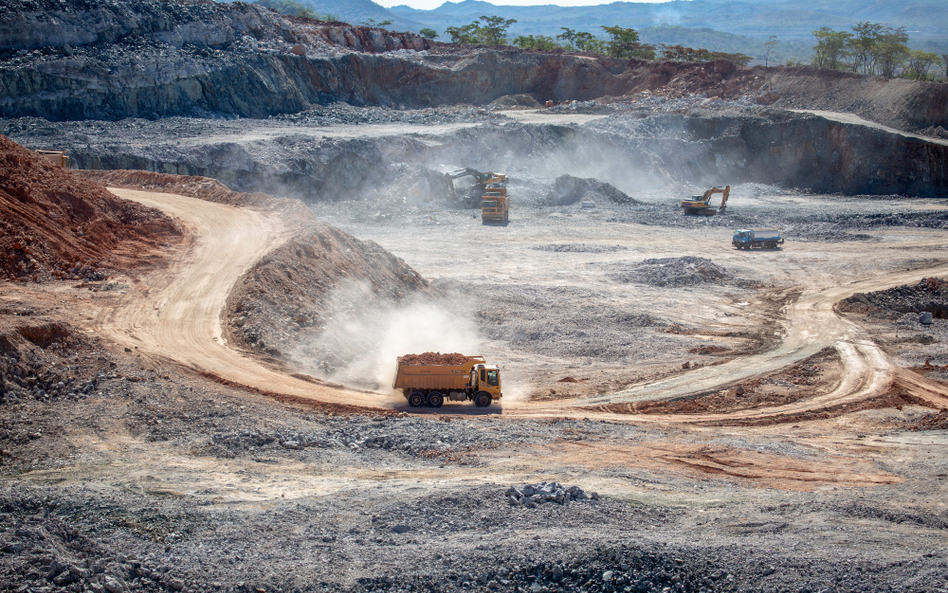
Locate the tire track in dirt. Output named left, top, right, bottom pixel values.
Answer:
left=506, top=258, right=948, bottom=423
left=97, top=189, right=948, bottom=425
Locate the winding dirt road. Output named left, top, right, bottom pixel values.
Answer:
left=95, top=189, right=389, bottom=409
left=101, top=188, right=948, bottom=423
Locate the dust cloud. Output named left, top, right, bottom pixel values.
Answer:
left=294, top=281, right=481, bottom=392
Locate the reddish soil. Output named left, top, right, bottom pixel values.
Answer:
left=399, top=352, right=472, bottom=366
left=0, top=136, right=181, bottom=282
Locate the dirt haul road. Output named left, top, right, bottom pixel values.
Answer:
left=93, top=189, right=388, bottom=409
left=102, top=189, right=948, bottom=423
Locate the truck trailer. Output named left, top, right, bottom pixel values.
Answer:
left=393, top=352, right=502, bottom=408
left=732, top=228, right=784, bottom=250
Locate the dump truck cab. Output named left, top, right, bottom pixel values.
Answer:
left=472, top=363, right=502, bottom=400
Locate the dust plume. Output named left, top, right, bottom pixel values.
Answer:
left=293, top=281, right=481, bottom=392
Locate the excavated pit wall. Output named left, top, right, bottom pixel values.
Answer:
left=12, top=109, right=946, bottom=198
left=5, top=0, right=947, bottom=134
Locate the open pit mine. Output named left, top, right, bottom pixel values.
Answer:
left=1, top=1, right=947, bottom=592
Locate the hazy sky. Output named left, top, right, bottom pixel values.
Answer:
left=376, top=0, right=672, bottom=10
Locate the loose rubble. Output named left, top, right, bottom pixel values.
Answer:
left=607, top=256, right=750, bottom=288
left=841, top=277, right=948, bottom=320
left=506, top=482, right=598, bottom=506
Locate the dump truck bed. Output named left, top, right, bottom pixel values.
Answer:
left=392, top=355, right=485, bottom=391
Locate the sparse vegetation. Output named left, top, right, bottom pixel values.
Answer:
left=447, top=17, right=751, bottom=66
left=764, top=35, right=778, bottom=67
left=512, top=35, right=559, bottom=51
left=446, top=15, right=517, bottom=46
left=811, top=21, right=941, bottom=79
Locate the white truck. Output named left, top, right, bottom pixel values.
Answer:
left=732, top=228, right=783, bottom=250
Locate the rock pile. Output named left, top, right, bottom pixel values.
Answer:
left=506, top=482, right=597, bottom=507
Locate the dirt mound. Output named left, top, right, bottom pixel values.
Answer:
left=225, top=227, right=433, bottom=364
left=908, top=409, right=948, bottom=431
left=607, top=256, right=743, bottom=288
left=0, top=135, right=181, bottom=282
left=488, top=94, right=543, bottom=109
left=839, top=277, right=948, bottom=319
left=399, top=352, right=471, bottom=366
left=545, top=174, right=641, bottom=206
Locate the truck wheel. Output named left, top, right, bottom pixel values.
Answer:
left=474, top=391, right=492, bottom=407
left=408, top=391, right=424, bottom=407
left=426, top=391, right=444, bottom=408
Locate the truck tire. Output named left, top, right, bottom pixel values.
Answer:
left=426, top=391, right=444, bottom=408
left=408, top=391, right=424, bottom=407
left=474, top=391, right=492, bottom=407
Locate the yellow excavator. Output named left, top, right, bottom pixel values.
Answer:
left=680, top=185, right=729, bottom=215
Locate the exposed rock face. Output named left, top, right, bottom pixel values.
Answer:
left=3, top=0, right=947, bottom=135
left=23, top=107, right=947, bottom=199
left=766, top=66, right=948, bottom=135
left=0, top=0, right=430, bottom=120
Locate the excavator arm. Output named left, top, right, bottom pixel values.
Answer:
left=446, top=168, right=493, bottom=184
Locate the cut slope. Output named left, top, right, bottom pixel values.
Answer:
left=0, top=135, right=181, bottom=282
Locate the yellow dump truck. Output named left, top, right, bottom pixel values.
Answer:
left=393, top=353, right=502, bottom=408
left=36, top=150, right=70, bottom=169
left=481, top=174, right=509, bottom=224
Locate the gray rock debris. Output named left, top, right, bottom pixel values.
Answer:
left=506, top=482, right=597, bottom=507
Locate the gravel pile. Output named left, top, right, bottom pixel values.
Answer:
left=0, top=322, right=109, bottom=406
left=506, top=482, right=598, bottom=506
left=273, top=103, right=504, bottom=126
left=607, top=256, right=747, bottom=288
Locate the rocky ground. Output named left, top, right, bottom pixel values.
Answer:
left=2, top=1, right=948, bottom=590
left=1, top=151, right=948, bottom=592
left=2, top=286, right=948, bottom=593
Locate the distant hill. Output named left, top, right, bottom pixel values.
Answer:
left=387, top=0, right=948, bottom=57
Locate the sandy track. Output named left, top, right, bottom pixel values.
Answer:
left=94, top=189, right=388, bottom=409
left=97, top=189, right=948, bottom=424
left=563, top=260, right=948, bottom=422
